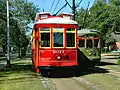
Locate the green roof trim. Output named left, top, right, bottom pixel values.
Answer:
left=77, top=29, right=99, bottom=36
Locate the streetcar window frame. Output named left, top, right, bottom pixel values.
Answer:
left=79, top=39, right=85, bottom=47
left=94, top=39, right=99, bottom=48
left=66, top=28, right=76, bottom=48
left=86, top=39, right=92, bottom=48
left=40, top=27, right=51, bottom=48
left=52, top=28, right=64, bottom=48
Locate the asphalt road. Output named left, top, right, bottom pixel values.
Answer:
left=51, top=78, right=91, bottom=90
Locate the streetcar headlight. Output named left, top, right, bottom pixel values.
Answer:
left=57, top=56, right=61, bottom=60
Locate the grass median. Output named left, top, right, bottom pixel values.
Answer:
left=81, top=73, right=120, bottom=90
left=0, top=58, right=49, bottom=90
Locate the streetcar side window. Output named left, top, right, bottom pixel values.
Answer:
left=66, top=28, right=76, bottom=48
left=40, top=28, right=50, bottom=48
left=86, top=39, right=92, bottom=48
left=94, top=39, right=99, bottom=48
left=79, top=39, right=85, bottom=47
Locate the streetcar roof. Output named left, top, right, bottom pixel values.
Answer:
left=34, top=17, right=78, bottom=25
left=77, top=29, right=99, bottom=36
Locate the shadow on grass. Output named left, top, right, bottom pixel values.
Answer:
left=2, top=64, right=33, bottom=72
left=0, top=60, right=34, bottom=78
left=96, top=62, right=118, bottom=66
left=0, top=76, right=38, bottom=83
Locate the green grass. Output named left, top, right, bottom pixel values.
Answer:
left=81, top=73, right=120, bottom=90
left=108, top=65, right=120, bottom=72
left=0, top=58, right=49, bottom=90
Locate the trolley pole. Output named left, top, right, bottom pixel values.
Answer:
left=6, top=0, right=11, bottom=68
left=72, top=0, right=76, bottom=20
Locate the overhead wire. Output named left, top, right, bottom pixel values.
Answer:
left=52, top=0, right=60, bottom=14
left=64, top=0, right=72, bottom=9
left=76, top=0, right=83, bottom=8
left=55, top=2, right=67, bottom=15
left=43, top=0, right=46, bottom=11
left=49, top=0, right=56, bottom=13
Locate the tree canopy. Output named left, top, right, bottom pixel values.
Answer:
left=0, top=0, right=39, bottom=56
left=76, top=0, right=120, bottom=43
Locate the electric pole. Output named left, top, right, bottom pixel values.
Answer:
left=6, top=0, right=11, bottom=68
left=72, top=0, right=76, bottom=20
left=65, top=0, right=76, bottom=20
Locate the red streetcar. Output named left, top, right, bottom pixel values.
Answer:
left=32, top=12, right=78, bottom=73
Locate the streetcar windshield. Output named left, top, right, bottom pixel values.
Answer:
left=53, top=28, right=64, bottom=48
left=53, top=32, right=63, bottom=47
left=40, top=28, right=50, bottom=47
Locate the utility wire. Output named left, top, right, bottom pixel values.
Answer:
left=76, top=0, right=83, bottom=8
left=64, top=0, right=72, bottom=9
left=52, top=0, right=60, bottom=14
left=49, top=0, right=56, bottom=13
left=55, top=2, right=67, bottom=15
left=43, top=0, right=46, bottom=12
left=82, top=0, right=91, bottom=28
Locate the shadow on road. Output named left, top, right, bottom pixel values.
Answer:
left=41, top=66, right=109, bottom=78
left=41, top=49, right=108, bottom=78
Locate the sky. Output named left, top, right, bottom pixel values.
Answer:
left=26, top=0, right=95, bottom=34
left=27, top=0, right=95, bottom=15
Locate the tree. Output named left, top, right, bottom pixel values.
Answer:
left=0, top=0, right=7, bottom=52
left=0, top=0, right=39, bottom=67
left=9, top=0, right=39, bottom=57
left=76, top=0, right=120, bottom=44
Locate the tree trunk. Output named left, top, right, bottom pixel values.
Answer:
left=2, top=45, right=6, bottom=53
left=18, top=45, right=21, bottom=58
left=6, top=60, right=11, bottom=68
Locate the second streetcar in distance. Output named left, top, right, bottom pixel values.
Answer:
left=77, top=29, right=101, bottom=63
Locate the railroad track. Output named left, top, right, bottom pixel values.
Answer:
left=40, top=75, right=55, bottom=90
left=49, top=76, right=98, bottom=90
left=40, top=72, right=98, bottom=90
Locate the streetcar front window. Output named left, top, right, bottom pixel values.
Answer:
left=66, top=28, right=76, bottom=48
left=53, top=28, right=64, bottom=48
left=53, top=32, right=63, bottom=47
left=66, top=33, right=75, bottom=47
left=40, top=28, right=50, bottom=47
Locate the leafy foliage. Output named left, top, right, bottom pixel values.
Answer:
left=0, top=0, right=39, bottom=56
left=117, top=57, right=120, bottom=65
left=76, top=0, right=120, bottom=43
